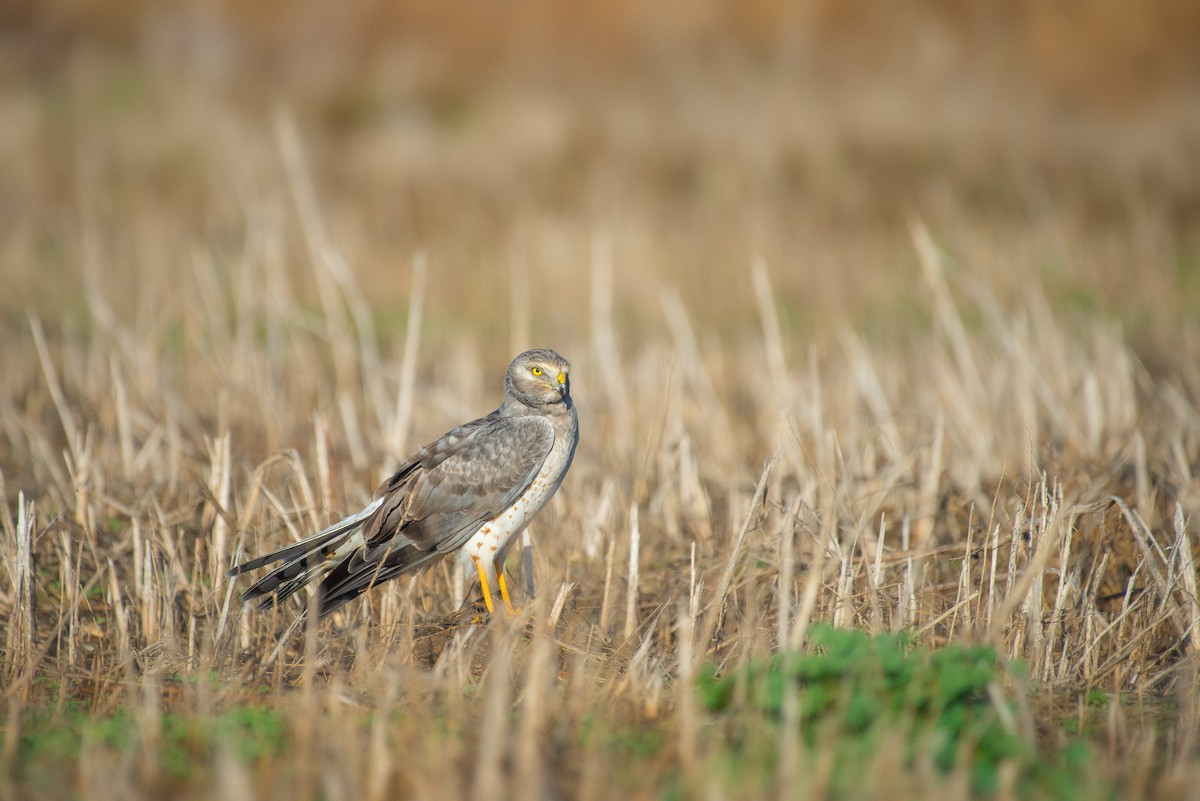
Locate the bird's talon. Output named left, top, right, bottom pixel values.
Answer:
left=497, top=571, right=521, bottom=617
left=475, top=561, right=498, bottom=616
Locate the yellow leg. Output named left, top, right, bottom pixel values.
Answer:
left=475, top=561, right=496, bottom=615
left=497, top=570, right=520, bottom=614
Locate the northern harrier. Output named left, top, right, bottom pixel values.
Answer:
left=227, top=349, right=578, bottom=618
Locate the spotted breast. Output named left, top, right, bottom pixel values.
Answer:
left=459, top=409, right=578, bottom=598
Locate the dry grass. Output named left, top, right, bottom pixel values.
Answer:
left=3, top=4, right=1200, bottom=800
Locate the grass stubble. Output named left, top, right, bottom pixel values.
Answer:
left=3, top=39, right=1200, bottom=801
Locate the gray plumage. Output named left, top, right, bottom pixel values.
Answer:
left=227, top=349, right=578, bottom=617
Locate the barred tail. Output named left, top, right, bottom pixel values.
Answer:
left=227, top=498, right=384, bottom=609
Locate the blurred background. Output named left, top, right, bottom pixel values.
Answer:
left=2, top=0, right=1199, bottom=355
left=6, top=8, right=1200, bottom=796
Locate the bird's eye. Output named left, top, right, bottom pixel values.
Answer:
left=531, top=366, right=543, bottom=376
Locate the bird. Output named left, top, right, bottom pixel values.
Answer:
left=226, top=348, right=578, bottom=619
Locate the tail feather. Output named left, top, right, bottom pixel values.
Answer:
left=226, top=498, right=384, bottom=577
left=241, top=546, right=343, bottom=608
left=250, top=568, right=320, bottom=610
left=315, top=547, right=441, bottom=617
left=227, top=498, right=385, bottom=607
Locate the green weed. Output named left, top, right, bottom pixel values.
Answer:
left=698, top=625, right=1104, bottom=799
left=13, top=704, right=288, bottom=784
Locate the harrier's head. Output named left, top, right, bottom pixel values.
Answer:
left=505, top=349, right=571, bottom=407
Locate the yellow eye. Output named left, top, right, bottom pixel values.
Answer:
left=531, top=366, right=543, bottom=376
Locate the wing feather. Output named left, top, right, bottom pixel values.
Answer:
left=361, top=414, right=555, bottom=554
left=306, top=415, right=555, bottom=614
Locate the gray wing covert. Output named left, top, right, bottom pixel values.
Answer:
left=362, top=415, right=555, bottom=556
left=359, top=415, right=495, bottom=546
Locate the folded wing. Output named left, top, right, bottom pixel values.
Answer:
left=312, top=414, right=556, bottom=614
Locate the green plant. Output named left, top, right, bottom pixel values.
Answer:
left=14, top=705, right=289, bottom=784
left=698, top=625, right=1102, bottom=798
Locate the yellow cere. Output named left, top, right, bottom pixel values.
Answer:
left=556, top=372, right=566, bottom=385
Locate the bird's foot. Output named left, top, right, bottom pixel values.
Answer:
left=474, top=563, right=498, bottom=617
left=472, top=563, right=523, bottom=618
left=497, top=572, right=522, bottom=616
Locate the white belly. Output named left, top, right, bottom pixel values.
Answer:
left=458, top=431, right=574, bottom=580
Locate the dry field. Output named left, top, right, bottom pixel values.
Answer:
left=3, top=3, right=1200, bottom=799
